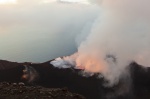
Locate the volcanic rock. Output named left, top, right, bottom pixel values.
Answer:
left=0, top=60, right=150, bottom=99
left=0, top=82, right=85, bottom=99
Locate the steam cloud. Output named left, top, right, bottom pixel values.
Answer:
left=51, top=0, right=150, bottom=86
left=22, top=65, right=39, bottom=83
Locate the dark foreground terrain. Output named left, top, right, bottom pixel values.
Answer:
left=0, top=60, right=150, bottom=99
left=0, top=82, right=85, bottom=99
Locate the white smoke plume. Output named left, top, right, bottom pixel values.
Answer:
left=51, top=0, right=150, bottom=86
left=22, top=65, right=39, bottom=83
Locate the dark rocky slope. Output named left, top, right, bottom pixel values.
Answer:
left=0, top=82, right=85, bottom=99
left=0, top=60, right=150, bottom=99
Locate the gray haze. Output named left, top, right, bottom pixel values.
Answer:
left=0, top=1, right=99, bottom=62
left=51, top=0, right=150, bottom=86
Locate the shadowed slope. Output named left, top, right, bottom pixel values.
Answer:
left=0, top=60, right=150, bottom=99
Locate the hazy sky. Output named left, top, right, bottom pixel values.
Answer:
left=0, top=0, right=99, bottom=62
left=2, top=0, right=150, bottom=87
left=51, top=0, right=150, bottom=86
left=0, top=0, right=90, bottom=4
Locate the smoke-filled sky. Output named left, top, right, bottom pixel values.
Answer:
left=1, top=0, right=150, bottom=86
left=51, top=0, right=150, bottom=86
left=0, top=0, right=99, bottom=62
